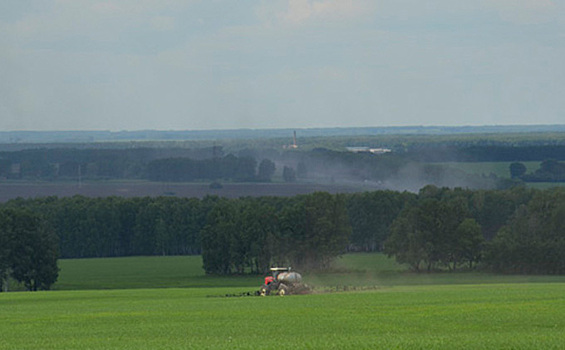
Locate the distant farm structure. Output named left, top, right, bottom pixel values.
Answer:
left=283, top=131, right=298, bottom=149
left=346, top=147, right=392, bottom=155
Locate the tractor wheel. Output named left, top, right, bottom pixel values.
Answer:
left=260, top=284, right=270, bottom=296
left=278, top=283, right=289, bottom=296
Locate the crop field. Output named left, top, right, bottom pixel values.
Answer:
left=0, top=181, right=364, bottom=203
left=2, top=254, right=565, bottom=349
left=2, top=283, right=565, bottom=349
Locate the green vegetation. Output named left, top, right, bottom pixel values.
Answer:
left=315, top=253, right=565, bottom=287
left=0, top=208, right=59, bottom=291
left=52, top=254, right=565, bottom=291
left=1, top=285, right=563, bottom=349
left=2, top=254, right=565, bottom=349
left=5, top=186, right=565, bottom=278
left=439, top=161, right=540, bottom=178
left=57, top=256, right=202, bottom=290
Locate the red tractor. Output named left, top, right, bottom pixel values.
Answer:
left=260, top=267, right=309, bottom=296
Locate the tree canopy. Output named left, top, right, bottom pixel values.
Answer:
left=0, top=208, right=59, bottom=291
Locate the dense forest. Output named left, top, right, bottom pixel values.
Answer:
left=2, top=186, right=565, bottom=288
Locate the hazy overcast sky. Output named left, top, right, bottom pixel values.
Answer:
left=1, top=0, right=564, bottom=131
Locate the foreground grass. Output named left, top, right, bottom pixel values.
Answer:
left=4, top=254, right=565, bottom=349
left=2, top=283, right=565, bottom=349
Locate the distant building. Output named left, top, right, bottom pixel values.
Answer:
left=368, top=148, right=392, bottom=154
left=346, top=147, right=392, bottom=154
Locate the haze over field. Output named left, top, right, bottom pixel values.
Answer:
left=1, top=0, right=564, bottom=131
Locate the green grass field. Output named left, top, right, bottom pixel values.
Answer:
left=438, top=161, right=541, bottom=178
left=53, top=254, right=565, bottom=291
left=438, top=161, right=565, bottom=189
left=2, top=254, right=565, bottom=349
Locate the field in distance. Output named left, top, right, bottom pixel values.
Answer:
left=440, top=161, right=565, bottom=188
left=0, top=181, right=367, bottom=203
left=53, top=254, right=565, bottom=291
left=2, top=253, right=565, bottom=349
left=438, top=161, right=540, bottom=178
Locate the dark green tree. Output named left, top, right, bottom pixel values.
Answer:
left=234, top=157, right=257, bottom=181
left=453, top=218, right=483, bottom=269
left=238, top=199, right=277, bottom=274
left=385, top=207, right=429, bottom=271
left=484, top=189, right=565, bottom=274
left=201, top=199, right=236, bottom=274
left=6, top=209, right=59, bottom=291
left=347, top=191, right=414, bottom=252
left=0, top=211, right=13, bottom=291
left=257, top=159, right=276, bottom=182
left=282, top=166, right=296, bottom=182
left=509, top=162, right=527, bottom=178
left=296, top=161, right=308, bottom=178
left=278, top=193, right=351, bottom=270
left=385, top=191, right=481, bottom=272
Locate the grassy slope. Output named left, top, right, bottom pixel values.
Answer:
left=3, top=254, right=565, bottom=349
left=1, top=284, right=565, bottom=349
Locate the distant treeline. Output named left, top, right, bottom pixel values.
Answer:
left=5, top=144, right=565, bottom=180
left=0, top=146, right=508, bottom=189
left=6, top=145, right=565, bottom=189
left=0, top=147, right=222, bottom=180
left=3, top=186, right=565, bottom=276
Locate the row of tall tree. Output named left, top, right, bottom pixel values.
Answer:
left=0, top=209, right=59, bottom=291
left=3, top=186, right=565, bottom=276
left=382, top=186, right=565, bottom=273
left=0, top=147, right=222, bottom=180
left=5, top=196, right=212, bottom=259
left=0, top=145, right=525, bottom=190
left=202, top=193, right=351, bottom=274
left=2, top=193, right=351, bottom=275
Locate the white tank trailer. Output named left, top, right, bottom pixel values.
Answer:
left=259, top=267, right=310, bottom=296
left=277, top=271, right=302, bottom=284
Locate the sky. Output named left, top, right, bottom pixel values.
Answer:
left=1, top=0, right=564, bottom=131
